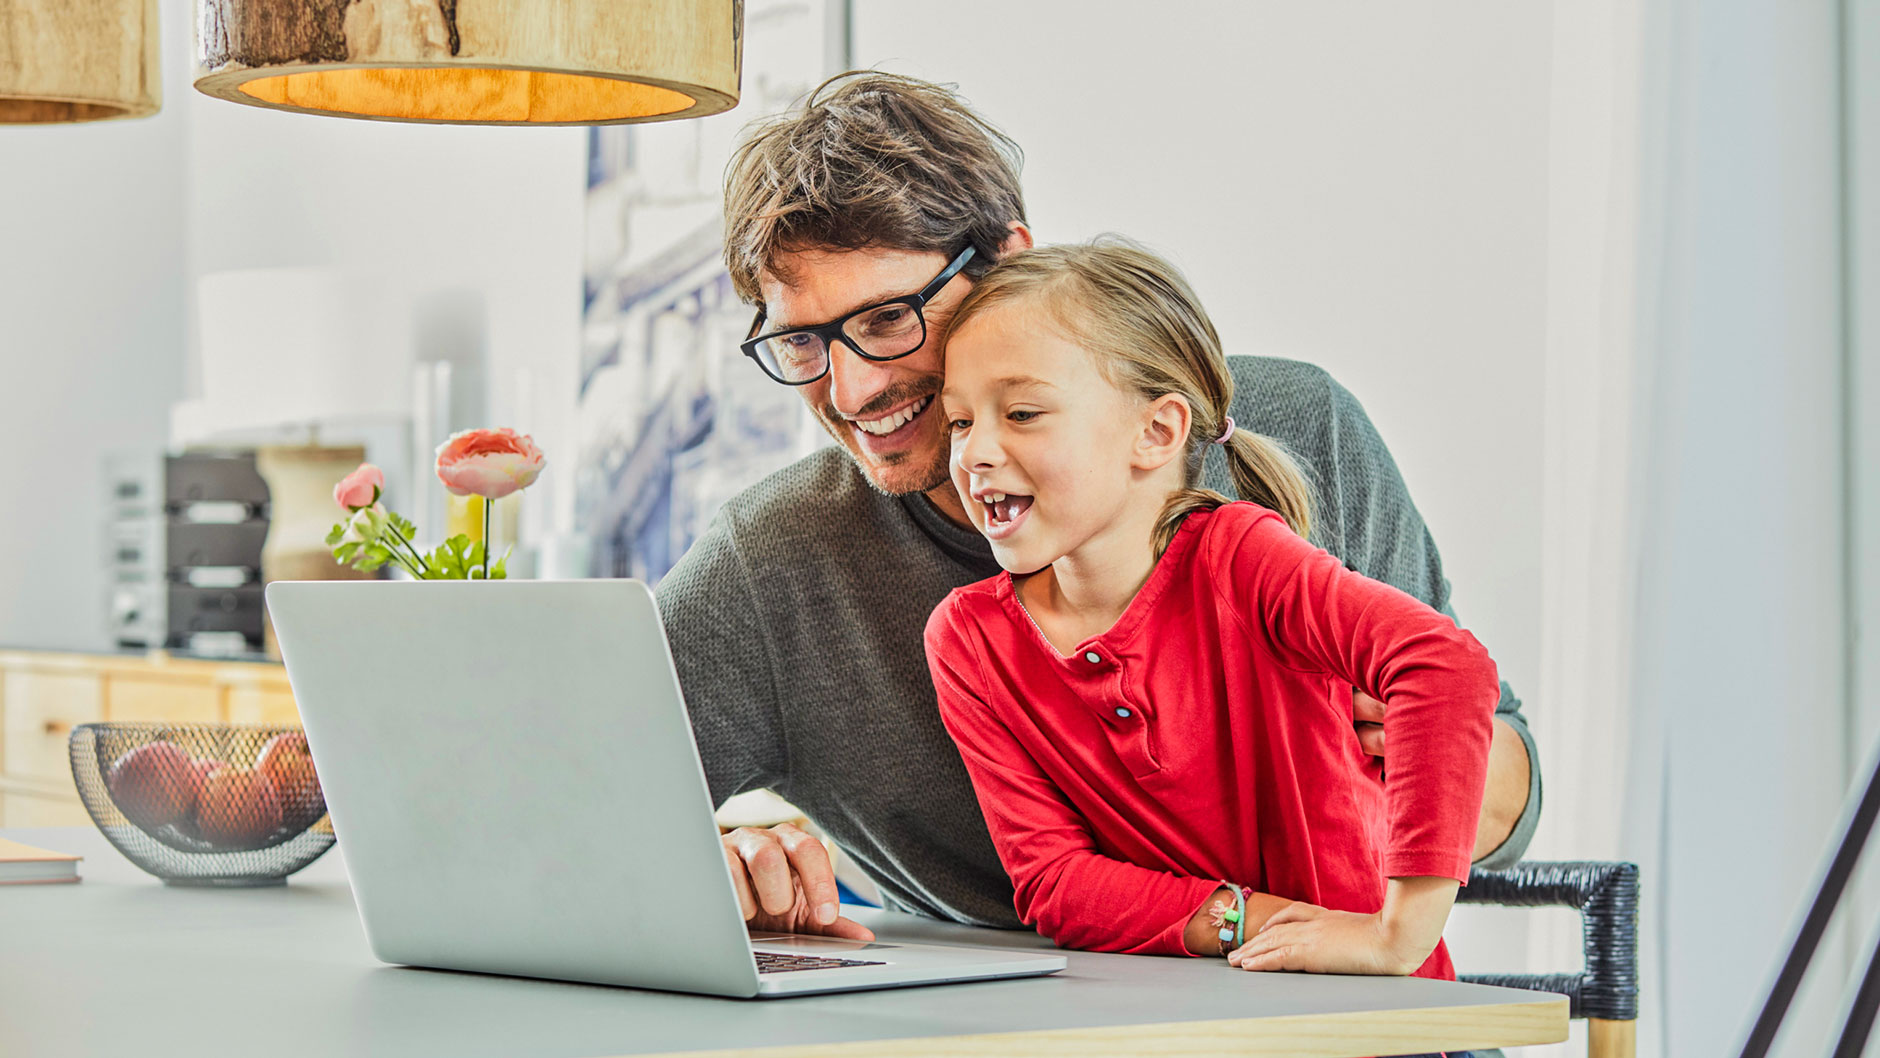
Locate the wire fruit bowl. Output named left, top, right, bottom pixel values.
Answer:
left=70, top=722, right=336, bottom=886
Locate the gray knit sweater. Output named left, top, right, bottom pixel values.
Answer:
left=656, top=355, right=1542, bottom=928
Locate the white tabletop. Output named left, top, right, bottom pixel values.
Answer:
left=0, top=828, right=1566, bottom=1058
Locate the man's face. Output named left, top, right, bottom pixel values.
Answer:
left=756, top=246, right=973, bottom=497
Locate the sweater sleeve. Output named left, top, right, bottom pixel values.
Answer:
left=1217, top=506, right=1499, bottom=883
left=655, top=506, right=789, bottom=809
left=924, top=599, right=1224, bottom=955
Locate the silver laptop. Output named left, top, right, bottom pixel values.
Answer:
left=265, top=578, right=1065, bottom=998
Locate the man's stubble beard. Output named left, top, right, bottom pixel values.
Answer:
left=813, top=376, right=952, bottom=498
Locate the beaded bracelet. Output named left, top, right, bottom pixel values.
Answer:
left=1207, top=883, right=1253, bottom=957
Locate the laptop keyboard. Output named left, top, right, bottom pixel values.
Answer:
left=754, top=951, right=887, bottom=974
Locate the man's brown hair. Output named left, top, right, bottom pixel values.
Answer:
left=723, top=71, right=1026, bottom=308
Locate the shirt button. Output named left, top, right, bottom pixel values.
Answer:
left=1114, top=707, right=1132, bottom=718
left=1084, top=651, right=1101, bottom=664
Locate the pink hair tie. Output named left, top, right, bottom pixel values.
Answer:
left=1214, top=416, right=1236, bottom=445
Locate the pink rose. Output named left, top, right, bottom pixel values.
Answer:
left=435, top=427, right=546, bottom=500
left=333, top=463, right=384, bottom=511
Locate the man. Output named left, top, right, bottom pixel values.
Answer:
left=657, top=72, right=1540, bottom=941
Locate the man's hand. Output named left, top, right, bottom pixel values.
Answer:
left=721, top=823, right=876, bottom=941
left=1352, top=689, right=1388, bottom=756
left=1350, top=691, right=1531, bottom=861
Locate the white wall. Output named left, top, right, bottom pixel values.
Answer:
left=0, top=0, right=587, bottom=652
left=0, top=0, right=191, bottom=651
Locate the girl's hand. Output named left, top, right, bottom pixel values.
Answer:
left=1226, top=901, right=1429, bottom=975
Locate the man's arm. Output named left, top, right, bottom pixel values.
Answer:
left=658, top=510, right=872, bottom=939
left=1477, top=702, right=1535, bottom=864
left=656, top=510, right=789, bottom=809
left=1226, top=358, right=1542, bottom=868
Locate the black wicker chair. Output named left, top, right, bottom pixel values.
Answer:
left=1455, top=861, right=1639, bottom=1058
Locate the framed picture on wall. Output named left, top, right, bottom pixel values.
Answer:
left=575, top=0, right=850, bottom=582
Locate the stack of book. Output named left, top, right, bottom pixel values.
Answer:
left=0, top=837, right=80, bottom=885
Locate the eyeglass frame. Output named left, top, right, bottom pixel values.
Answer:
left=739, top=243, right=979, bottom=386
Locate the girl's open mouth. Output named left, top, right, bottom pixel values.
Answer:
left=980, top=492, right=1034, bottom=541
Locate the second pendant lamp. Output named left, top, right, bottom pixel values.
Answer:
left=0, top=0, right=160, bottom=124
left=193, top=0, right=743, bottom=125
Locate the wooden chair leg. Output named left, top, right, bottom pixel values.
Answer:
left=1588, top=1018, right=1636, bottom=1058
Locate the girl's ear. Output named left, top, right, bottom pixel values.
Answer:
left=1134, top=394, right=1192, bottom=473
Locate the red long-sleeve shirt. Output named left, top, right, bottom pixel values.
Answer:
left=923, top=503, right=1498, bottom=979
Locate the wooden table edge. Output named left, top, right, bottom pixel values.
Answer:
left=628, top=994, right=1571, bottom=1058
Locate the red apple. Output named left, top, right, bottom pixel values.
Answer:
left=169, top=758, right=223, bottom=840
left=256, top=731, right=324, bottom=830
left=195, top=765, right=283, bottom=847
left=106, top=741, right=197, bottom=829
left=188, top=758, right=221, bottom=794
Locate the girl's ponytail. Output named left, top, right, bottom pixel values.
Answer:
left=1152, top=426, right=1313, bottom=555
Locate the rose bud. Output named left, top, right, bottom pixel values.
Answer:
left=333, top=463, right=384, bottom=511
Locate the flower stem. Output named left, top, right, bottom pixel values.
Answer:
left=385, top=524, right=433, bottom=580
left=386, top=546, right=427, bottom=580
left=482, top=498, right=492, bottom=580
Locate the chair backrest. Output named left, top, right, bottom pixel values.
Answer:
left=1454, top=861, right=1639, bottom=1058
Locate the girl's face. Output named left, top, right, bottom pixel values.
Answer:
left=940, top=303, right=1158, bottom=574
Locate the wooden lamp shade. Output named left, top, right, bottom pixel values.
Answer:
left=0, top=0, right=161, bottom=124
left=193, top=0, right=743, bottom=126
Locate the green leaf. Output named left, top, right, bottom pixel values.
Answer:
left=388, top=511, right=418, bottom=541
left=491, top=548, right=511, bottom=580
left=358, top=552, right=388, bottom=572
left=325, top=523, right=346, bottom=547
left=466, top=540, right=486, bottom=570
left=425, top=540, right=466, bottom=579
left=468, top=566, right=484, bottom=580
left=363, top=544, right=393, bottom=565
left=334, top=542, right=362, bottom=564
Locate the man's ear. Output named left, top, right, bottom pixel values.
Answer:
left=997, top=222, right=1034, bottom=260
left=1134, top=394, right=1192, bottom=473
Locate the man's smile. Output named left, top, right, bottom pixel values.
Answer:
left=846, top=394, right=935, bottom=438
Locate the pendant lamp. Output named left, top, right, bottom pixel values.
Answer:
left=193, top=0, right=742, bottom=125
left=0, top=0, right=161, bottom=124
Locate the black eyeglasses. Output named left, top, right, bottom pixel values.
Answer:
left=740, top=244, right=978, bottom=386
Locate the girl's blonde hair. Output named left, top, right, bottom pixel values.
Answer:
left=949, top=239, right=1313, bottom=552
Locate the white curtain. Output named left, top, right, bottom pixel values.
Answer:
left=1535, top=1, right=1861, bottom=1056
left=1524, top=4, right=1662, bottom=1055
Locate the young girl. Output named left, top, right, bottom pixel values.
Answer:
left=924, top=240, right=1498, bottom=979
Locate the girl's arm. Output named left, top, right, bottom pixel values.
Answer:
left=926, top=600, right=1281, bottom=955
left=1229, top=876, right=1459, bottom=974
left=1216, top=505, right=1499, bottom=970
